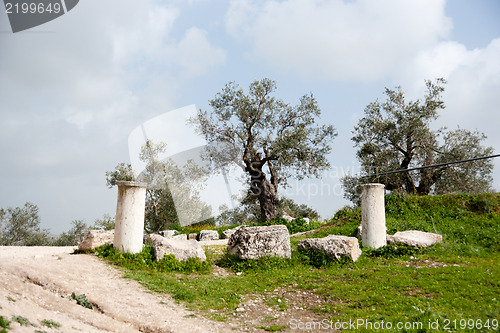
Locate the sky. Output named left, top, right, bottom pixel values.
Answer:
left=1, top=0, right=499, bottom=234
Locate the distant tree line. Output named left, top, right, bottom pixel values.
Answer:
left=0, top=202, right=113, bottom=246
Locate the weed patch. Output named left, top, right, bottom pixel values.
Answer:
left=40, top=319, right=61, bottom=328
left=71, top=292, right=93, bottom=309
left=94, top=244, right=212, bottom=274
left=0, top=316, right=10, bottom=333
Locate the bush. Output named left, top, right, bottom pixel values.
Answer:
left=217, top=253, right=294, bottom=272
left=363, top=243, right=423, bottom=259
left=94, top=244, right=212, bottom=274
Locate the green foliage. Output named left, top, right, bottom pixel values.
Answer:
left=107, top=140, right=211, bottom=233
left=266, top=296, right=288, bottom=311
left=297, top=248, right=355, bottom=268
left=94, top=244, right=212, bottom=274
left=343, top=78, right=494, bottom=203
left=195, top=78, right=337, bottom=222
left=71, top=292, right=93, bottom=309
left=384, top=193, right=500, bottom=251
left=93, top=192, right=499, bottom=330
left=52, top=220, right=89, bottom=246
left=0, top=202, right=52, bottom=246
left=278, top=197, right=320, bottom=220
left=92, top=214, right=115, bottom=230
left=0, top=316, right=10, bottom=332
left=105, top=162, right=135, bottom=188
left=313, top=208, right=361, bottom=238
left=11, top=316, right=35, bottom=327
left=40, top=319, right=61, bottom=328
left=217, top=253, right=294, bottom=273
left=363, top=243, right=423, bottom=259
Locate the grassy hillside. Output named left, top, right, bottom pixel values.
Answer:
left=95, top=193, right=499, bottom=332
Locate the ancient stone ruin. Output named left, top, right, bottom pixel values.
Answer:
left=387, top=230, right=443, bottom=247
left=227, top=225, right=291, bottom=259
left=78, top=229, right=114, bottom=251
left=298, top=235, right=362, bottom=262
left=144, top=234, right=206, bottom=262
left=197, top=229, right=219, bottom=241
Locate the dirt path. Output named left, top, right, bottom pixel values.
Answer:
left=0, top=246, right=236, bottom=332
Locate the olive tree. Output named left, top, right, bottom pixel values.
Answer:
left=193, top=78, right=337, bottom=222
left=106, top=140, right=210, bottom=231
left=342, top=78, right=494, bottom=203
left=0, top=202, right=52, bottom=246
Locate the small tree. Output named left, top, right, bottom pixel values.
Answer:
left=194, top=78, right=337, bottom=222
left=53, top=220, right=89, bottom=246
left=0, top=202, right=51, bottom=246
left=106, top=140, right=210, bottom=232
left=92, top=214, right=115, bottom=230
left=343, top=79, right=494, bottom=203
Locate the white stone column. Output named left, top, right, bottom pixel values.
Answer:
left=114, top=181, right=147, bottom=254
left=361, top=183, right=386, bottom=249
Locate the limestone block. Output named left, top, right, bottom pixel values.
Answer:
left=144, top=234, right=206, bottom=262
left=298, top=235, right=362, bottom=262
left=198, top=229, right=219, bottom=241
left=227, top=225, right=291, bottom=259
left=157, top=230, right=177, bottom=238
left=173, top=234, right=188, bottom=240
left=387, top=230, right=443, bottom=248
left=188, top=233, right=197, bottom=240
left=221, top=226, right=244, bottom=239
left=78, top=229, right=114, bottom=251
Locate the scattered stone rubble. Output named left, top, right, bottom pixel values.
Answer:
left=198, top=229, right=219, bottom=241
left=144, top=234, right=206, bottom=262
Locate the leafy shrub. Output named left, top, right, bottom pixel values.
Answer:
left=363, top=243, right=422, bottom=259
left=312, top=208, right=361, bottom=238
left=0, top=316, right=10, bottom=333
left=217, top=253, right=294, bottom=272
left=71, top=292, right=93, bottom=309
left=94, top=244, right=212, bottom=274
left=297, top=248, right=355, bottom=268
left=11, top=316, right=35, bottom=327
left=40, top=319, right=61, bottom=328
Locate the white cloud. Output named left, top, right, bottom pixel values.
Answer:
left=176, top=27, right=227, bottom=78
left=394, top=38, right=500, bottom=139
left=0, top=0, right=228, bottom=232
left=225, top=0, right=452, bottom=81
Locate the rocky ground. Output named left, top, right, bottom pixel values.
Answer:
left=0, top=246, right=235, bottom=333
left=0, top=246, right=338, bottom=333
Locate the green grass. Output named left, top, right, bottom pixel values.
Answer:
left=0, top=316, right=10, bottom=333
left=94, top=193, right=500, bottom=332
left=40, top=319, right=61, bottom=328
left=11, top=316, right=35, bottom=327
